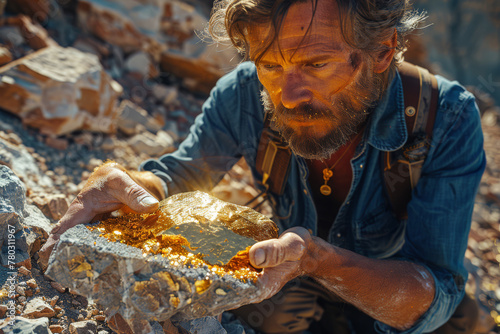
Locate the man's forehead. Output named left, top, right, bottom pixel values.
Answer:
left=247, top=0, right=344, bottom=60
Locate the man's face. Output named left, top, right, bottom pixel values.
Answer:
left=248, top=0, right=382, bottom=159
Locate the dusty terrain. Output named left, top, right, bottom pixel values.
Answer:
left=1, top=97, right=499, bottom=334
left=0, top=0, right=498, bottom=333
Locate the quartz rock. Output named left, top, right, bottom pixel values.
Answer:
left=116, top=100, right=162, bottom=136
left=0, top=165, right=26, bottom=215
left=77, top=0, right=164, bottom=56
left=125, top=51, right=158, bottom=78
left=0, top=166, right=54, bottom=268
left=23, top=297, right=56, bottom=318
left=0, top=165, right=30, bottom=267
left=5, top=15, right=58, bottom=51
left=160, top=44, right=233, bottom=94
left=46, top=191, right=278, bottom=334
left=0, top=316, right=52, bottom=333
left=152, top=84, right=178, bottom=105
left=128, top=130, right=175, bottom=157
left=23, top=204, right=54, bottom=255
left=0, top=46, right=122, bottom=136
left=31, top=194, right=70, bottom=221
left=76, top=0, right=239, bottom=93
left=69, top=320, right=98, bottom=334
left=49, top=324, right=64, bottom=333
left=0, top=46, right=12, bottom=66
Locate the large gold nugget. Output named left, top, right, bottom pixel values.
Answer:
left=88, top=191, right=279, bottom=280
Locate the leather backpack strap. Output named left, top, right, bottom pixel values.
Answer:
left=382, top=62, right=439, bottom=219
left=255, top=112, right=292, bottom=196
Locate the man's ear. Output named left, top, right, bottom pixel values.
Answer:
left=373, top=29, right=397, bottom=73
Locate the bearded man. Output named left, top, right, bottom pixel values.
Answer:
left=41, top=0, right=486, bottom=333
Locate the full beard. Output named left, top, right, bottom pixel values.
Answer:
left=261, top=66, right=384, bottom=160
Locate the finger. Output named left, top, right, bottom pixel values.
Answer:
left=249, top=230, right=307, bottom=268
left=105, top=168, right=160, bottom=213
left=38, top=233, right=59, bottom=271
left=46, top=167, right=159, bottom=236
left=128, top=170, right=166, bottom=200
left=48, top=191, right=103, bottom=239
left=38, top=192, right=116, bottom=271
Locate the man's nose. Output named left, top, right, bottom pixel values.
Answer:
left=280, top=73, right=312, bottom=109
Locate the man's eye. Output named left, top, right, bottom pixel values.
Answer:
left=262, top=64, right=279, bottom=70
left=308, top=63, right=327, bottom=68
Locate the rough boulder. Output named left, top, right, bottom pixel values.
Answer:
left=0, top=166, right=54, bottom=269
left=46, top=191, right=278, bottom=334
left=0, top=46, right=123, bottom=136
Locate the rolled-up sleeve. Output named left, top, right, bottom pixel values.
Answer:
left=376, top=81, right=486, bottom=333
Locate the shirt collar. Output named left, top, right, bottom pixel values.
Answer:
left=365, top=71, right=407, bottom=151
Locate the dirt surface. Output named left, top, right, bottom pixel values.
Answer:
left=1, top=106, right=499, bottom=333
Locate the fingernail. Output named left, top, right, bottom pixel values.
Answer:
left=140, top=196, right=158, bottom=207
left=254, top=248, right=265, bottom=266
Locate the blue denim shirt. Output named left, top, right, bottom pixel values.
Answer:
left=140, top=62, right=486, bottom=333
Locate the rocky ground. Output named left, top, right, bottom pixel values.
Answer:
left=1, top=99, right=499, bottom=334
left=0, top=0, right=499, bottom=333
left=468, top=112, right=500, bottom=333
left=0, top=102, right=499, bottom=334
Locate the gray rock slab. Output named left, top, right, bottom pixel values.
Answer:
left=46, top=191, right=277, bottom=333
left=0, top=165, right=27, bottom=215
left=0, top=166, right=29, bottom=266
left=177, top=316, right=227, bottom=334
left=0, top=316, right=52, bottom=334
left=0, top=166, right=54, bottom=266
left=46, top=200, right=271, bottom=334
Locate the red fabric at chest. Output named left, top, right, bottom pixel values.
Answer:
left=305, top=134, right=362, bottom=239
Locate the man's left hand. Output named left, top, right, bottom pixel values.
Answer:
left=248, top=227, right=312, bottom=302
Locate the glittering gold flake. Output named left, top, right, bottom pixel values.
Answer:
left=0, top=288, right=9, bottom=301
left=169, top=294, right=180, bottom=308
left=195, top=279, right=212, bottom=294
left=68, top=255, right=93, bottom=277
left=85, top=192, right=275, bottom=283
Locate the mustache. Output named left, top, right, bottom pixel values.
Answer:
left=272, top=103, right=340, bottom=123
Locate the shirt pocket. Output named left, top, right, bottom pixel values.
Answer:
left=354, top=206, right=405, bottom=258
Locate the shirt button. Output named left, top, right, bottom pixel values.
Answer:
left=337, top=233, right=341, bottom=238
left=360, top=164, right=363, bottom=168
left=303, top=189, right=308, bottom=195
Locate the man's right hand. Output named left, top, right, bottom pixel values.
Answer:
left=38, top=161, right=164, bottom=270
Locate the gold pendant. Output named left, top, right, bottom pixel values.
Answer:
left=320, top=184, right=332, bottom=196
left=321, top=168, right=333, bottom=196
left=323, top=168, right=333, bottom=179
